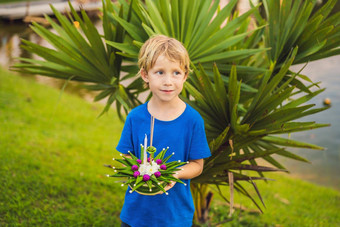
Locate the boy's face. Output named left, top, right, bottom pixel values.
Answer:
left=141, top=54, right=187, bottom=104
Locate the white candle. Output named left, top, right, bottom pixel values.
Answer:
left=143, top=134, right=147, bottom=164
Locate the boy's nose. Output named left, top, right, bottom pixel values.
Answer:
left=163, top=74, right=172, bottom=85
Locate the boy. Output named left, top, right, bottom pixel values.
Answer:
left=116, top=35, right=211, bottom=227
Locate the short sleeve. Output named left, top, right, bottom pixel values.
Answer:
left=116, top=115, right=134, bottom=155
left=188, top=117, right=211, bottom=160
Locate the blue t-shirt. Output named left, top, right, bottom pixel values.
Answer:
left=116, top=102, right=211, bottom=227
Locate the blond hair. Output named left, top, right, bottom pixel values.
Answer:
left=137, top=35, right=190, bottom=86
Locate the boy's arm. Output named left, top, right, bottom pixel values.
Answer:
left=122, top=155, right=204, bottom=179
left=122, top=154, right=204, bottom=194
left=163, top=159, right=204, bottom=192
left=121, top=154, right=132, bottom=167
left=123, top=153, right=204, bottom=179
left=122, top=154, right=132, bottom=159
left=175, top=159, right=204, bottom=179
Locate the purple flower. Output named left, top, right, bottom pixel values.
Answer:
left=133, top=171, right=140, bottom=178
left=131, top=165, right=139, bottom=171
left=136, top=159, right=142, bottom=164
left=156, top=159, right=162, bottom=165
left=154, top=171, right=161, bottom=178
left=160, top=164, right=167, bottom=170
left=143, top=174, right=150, bottom=181
left=147, top=157, right=152, bottom=162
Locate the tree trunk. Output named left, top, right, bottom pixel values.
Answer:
left=191, top=183, right=214, bottom=225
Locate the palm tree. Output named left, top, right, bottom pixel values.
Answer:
left=12, top=0, right=339, bottom=224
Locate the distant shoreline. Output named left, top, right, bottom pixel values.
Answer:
left=0, top=0, right=101, bottom=20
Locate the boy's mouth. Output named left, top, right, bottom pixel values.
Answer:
left=161, top=90, right=174, bottom=93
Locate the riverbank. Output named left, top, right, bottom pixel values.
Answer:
left=1, top=67, right=340, bottom=226
left=0, top=0, right=102, bottom=20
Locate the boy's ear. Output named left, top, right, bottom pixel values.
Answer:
left=140, top=68, right=149, bottom=83
left=183, top=72, right=188, bottom=81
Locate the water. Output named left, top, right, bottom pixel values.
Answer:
left=0, top=18, right=101, bottom=101
left=1, top=17, right=340, bottom=190
left=278, top=56, right=340, bottom=190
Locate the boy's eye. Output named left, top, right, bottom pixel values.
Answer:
left=174, top=71, right=181, bottom=76
left=156, top=71, right=163, bottom=75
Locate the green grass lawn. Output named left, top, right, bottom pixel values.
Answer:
left=209, top=172, right=340, bottom=226
left=0, top=67, right=126, bottom=225
left=1, top=66, right=340, bottom=226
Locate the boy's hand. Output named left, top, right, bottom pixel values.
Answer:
left=152, top=174, right=178, bottom=195
left=163, top=181, right=176, bottom=192
left=121, top=154, right=132, bottom=167
left=161, top=172, right=178, bottom=193
left=147, top=181, right=176, bottom=196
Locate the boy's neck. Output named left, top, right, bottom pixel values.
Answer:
left=147, top=97, right=186, bottom=121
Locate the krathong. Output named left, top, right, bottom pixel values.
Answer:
left=105, top=134, right=187, bottom=195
